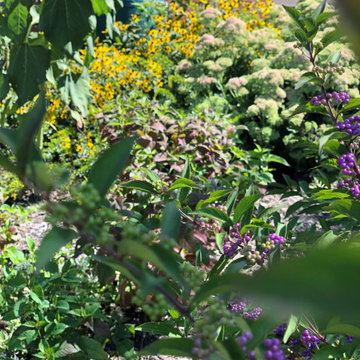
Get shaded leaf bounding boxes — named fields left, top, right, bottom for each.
left=140, top=338, right=195, bottom=357
left=39, top=0, right=93, bottom=54
left=121, top=180, right=157, bottom=194
left=8, top=44, right=50, bottom=105
left=233, top=194, right=261, bottom=225
left=36, top=227, right=78, bottom=270
left=87, top=137, right=135, bottom=198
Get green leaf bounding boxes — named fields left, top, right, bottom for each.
left=140, top=338, right=195, bottom=357
left=295, top=72, right=323, bottom=90
left=283, top=6, right=306, bottom=31
left=76, top=336, right=108, bottom=360
left=343, top=97, right=360, bottom=111
left=177, top=157, right=191, bottom=204
left=283, top=314, right=299, bottom=343
left=135, top=322, right=182, bottom=337
left=313, top=0, right=327, bottom=20
left=312, top=346, right=343, bottom=360
left=90, top=0, right=110, bottom=14
left=4, top=246, right=24, bottom=264
left=233, top=194, right=261, bottom=225
left=0, top=74, right=9, bottom=101
left=294, top=29, right=307, bottom=44
left=312, top=189, right=349, bottom=200
left=161, top=201, right=180, bottom=240
left=8, top=3, right=28, bottom=36
left=121, top=180, right=157, bottom=194
left=39, top=0, right=93, bottom=54
left=315, top=12, right=334, bottom=26
left=59, top=70, right=91, bottom=116
left=268, top=155, right=289, bottom=166
left=16, top=92, right=46, bottom=174
left=168, top=178, right=200, bottom=192
left=26, top=236, right=35, bottom=252
left=192, top=246, right=360, bottom=320
left=318, top=131, right=339, bottom=156
left=8, top=44, right=50, bottom=105
left=321, top=29, right=343, bottom=50
left=142, top=168, right=161, bottom=182
left=87, top=137, right=135, bottom=198
left=36, top=227, right=78, bottom=270
left=323, top=323, right=360, bottom=337
left=152, top=244, right=184, bottom=285
left=0, top=153, right=18, bottom=174
left=191, top=207, right=230, bottom=225
left=324, top=199, right=360, bottom=221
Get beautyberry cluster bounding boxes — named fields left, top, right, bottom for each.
left=310, top=91, right=350, bottom=106
left=237, top=331, right=256, bottom=359
left=337, top=153, right=356, bottom=176
left=229, top=299, right=262, bottom=320
left=336, top=115, right=360, bottom=135
left=198, top=204, right=227, bottom=234
left=274, top=323, right=287, bottom=337
left=223, top=222, right=251, bottom=257
left=180, top=262, right=206, bottom=291
left=314, top=62, right=345, bottom=76
left=132, top=290, right=168, bottom=321
left=243, top=307, right=262, bottom=320
left=249, top=233, right=285, bottom=264
left=301, top=329, right=320, bottom=347
left=193, top=297, right=233, bottom=359
left=264, top=338, right=285, bottom=360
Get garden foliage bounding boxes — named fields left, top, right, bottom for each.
left=1, top=0, right=360, bottom=359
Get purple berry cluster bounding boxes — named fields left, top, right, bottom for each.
left=192, top=337, right=215, bottom=359
left=310, top=91, right=350, bottom=106
left=274, top=323, right=287, bottom=337
left=337, top=176, right=360, bottom=199
left=230, top=300, right=246, bottom=312
left=264, top=338, right=286, bottom=360
left=199, top=204, right=227, bottom=234
left=223, top=222, right=251, bottom=257
left=337, top=153, right=356, bottom=176
left=336, top=115, right=360, bottom=135
left=229, top=299, right=262, bottom=320
left=237, top=331, right=256, bottom=359
left=256, top=233, right=286, bottom=264
left=346, top=335, right=353, bottom=343
left=243, top=307, right=262, bottom=320
left=301, top=329, right=320, bottom=349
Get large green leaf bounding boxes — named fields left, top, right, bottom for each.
left=191, top=207, right=231, bottom=225
left=233, top=194, right=261, bottom=225
left=295, top=72, right=323, bottom=90
left=161, top=202, right=180, bottom=240
left=16, top=93, right=46, bottom=174
left=0, top=128, right=17, bottom=152
left=140, top=338, right=195, bottom=357
left=7, top=3, right=28, bottom=36
left=321, top=29, right=343, bottom=50
left=36, top=227, right=78, bottom=270
left=8, top=44, right=50, bottom=105
left=59, top=70, right=91, bottom=116
left=191, top=246, right=360, bottom=320
left=324, top=198, right=360, bottom=221
left=90, top=0, right=110, bottom=14
left=120, top=180, right=157, bottom=194
left=76, top=336, right=108, bottom=360
left=39, top=0, right=93, bottom=54
left=87, top=137, right=135, bottom=198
